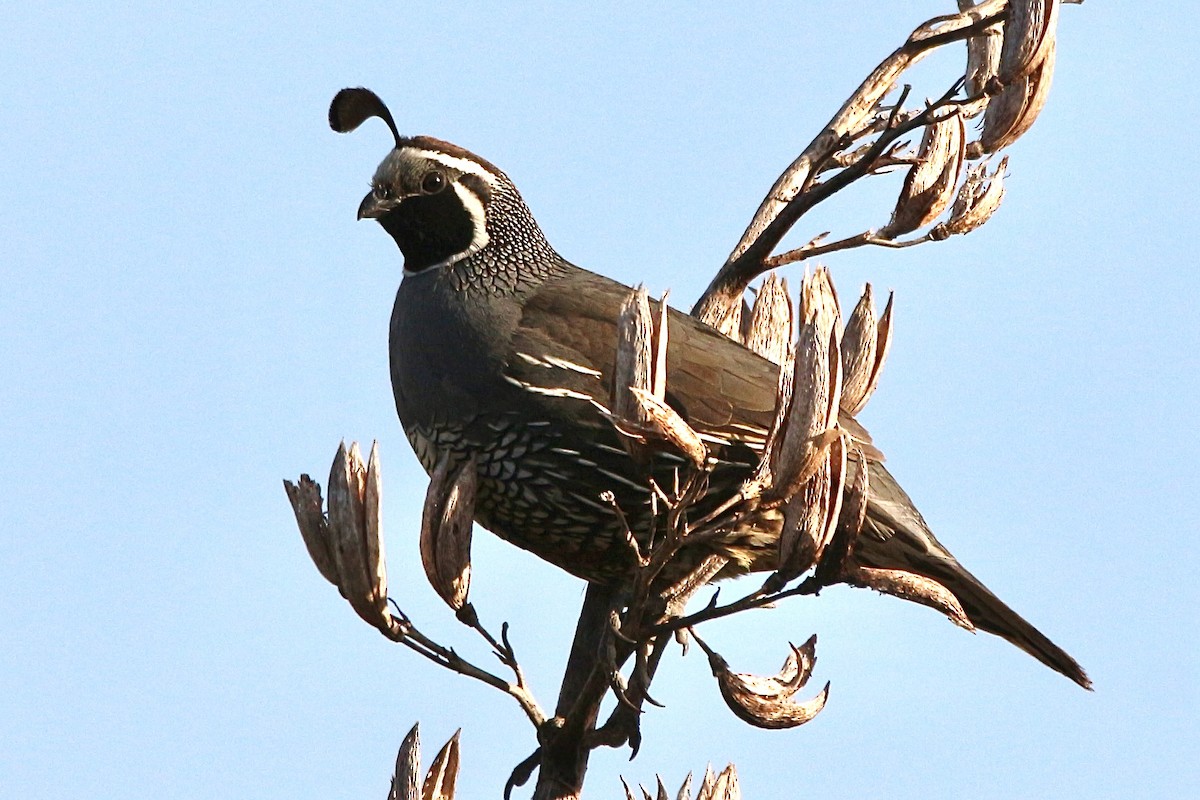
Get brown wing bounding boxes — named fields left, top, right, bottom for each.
left=511, top=267, right=884, bottom=454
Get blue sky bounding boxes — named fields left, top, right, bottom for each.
left=2, top=3, right=1196, bottom=798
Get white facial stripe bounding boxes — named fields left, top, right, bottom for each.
left=452, top=181, right=490, bottom=254
left=411, top=149, right=498, bottom=184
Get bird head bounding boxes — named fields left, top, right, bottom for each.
left=329, top=87, right=533, bottom=277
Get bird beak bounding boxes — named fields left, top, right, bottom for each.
left=357, top=189, right=397, bottom=221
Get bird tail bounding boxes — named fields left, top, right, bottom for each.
left=905, top=552, right=1092, bottom=690
left=853, top=464, right=1092, bottom=690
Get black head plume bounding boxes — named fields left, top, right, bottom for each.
left=329, top=87, right=402, bottom=149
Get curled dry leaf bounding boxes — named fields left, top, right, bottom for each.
left=933, top=156, right=1008, bottom=239
left=879, top=111, right=966, bottom=238
left=998, top=0, right=1059, bottom=84
left=390, top=723, right=422, bottom=800
left=744, top=273, right=793, bottom=365
left=419, top=452, right=477, bottom=612
left=847, top=566, right=975, bottom=630
left=283, top=474, right=338, bottom=586
left=768, top=268, right=842, bottom=502
left=840, top=285, right=894, bottom=415
left=707, top=638, right=829, bottom=730
left=421, top=729, right=461, bottom=800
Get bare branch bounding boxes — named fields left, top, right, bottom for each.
left=692, top=1, right=1008, bottom=333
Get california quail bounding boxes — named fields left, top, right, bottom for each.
left=329, top=88, right=1090, bottom=689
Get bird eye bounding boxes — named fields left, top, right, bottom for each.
left=421, top=170, right=446, bottom=194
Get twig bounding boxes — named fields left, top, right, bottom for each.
left=383, top=604, right=547, bottom=728
left=692, top=0, right=1009, bottom=333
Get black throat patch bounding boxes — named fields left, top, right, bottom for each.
left=379, top=189, right=477, bottom=273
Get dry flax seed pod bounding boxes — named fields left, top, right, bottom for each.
left=879, top=111, right=966, bottom=238
left=283, top=474, right=339, bottom=587
left=707, top=638, right=828, bottom=730
left=419, top=452, right=477, bottom=612
left=847, top=566, right=975, bottom=630
left=676, top=773, right=693, bottom=800
left=652, top=291, right=669, bottom=401
left=743, top=343, right=795, bottom=498
left=328, top=441, right=377, bottom=622
left=998, top=39, right=1056, bottom=151
left=711, top=766, right=741, bottom=800
left=839, top=285, right=878, bottom=414
left=974, top=39, right=1055, bottom=157
left=814, top=449, right=870, bottom=585
left=937, top=156, right=1009, bottom=238
left=841, top=288, right=895, bottom=415
left=767, top=268, right=842, bottom=502
left=364, top=441, right=387, bottom=610
left=629, top=387, right=708, bottom=466
left=744, top=273, right=793, bottom=365
left=421, top=729, right=461, bottom=800
left=390, top=723, right=422, bottom=800
left=777, top=461, right=830, bottom=579
left=962, top=4, right=1002, bottom=99
left=973, top=78, right=1025, bottom=156
left=614, top=285, right=655, bottom=424
left=998, top=0, right=1059, bottom=84
left=777, top=432, right=847, bottom=579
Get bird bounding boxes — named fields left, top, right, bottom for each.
left=328, top=87, right=1091, bottom=690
